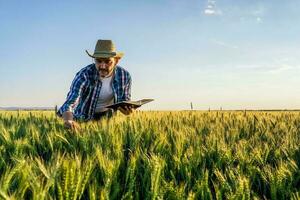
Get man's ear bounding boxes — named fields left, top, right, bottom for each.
left=114, top=57, right=120, bottom=65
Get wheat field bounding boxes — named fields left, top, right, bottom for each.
left=0, top=110, right=300, bottom=200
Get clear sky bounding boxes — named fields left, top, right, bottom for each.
left=1, top=0, right=300, bottom=110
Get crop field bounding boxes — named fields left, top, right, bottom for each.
left=0, top=111, right=300, bottom=200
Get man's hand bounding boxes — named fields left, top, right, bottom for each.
left=64, top=120, right=80, bottom=131
left=118, top=105, right=135, bottom=115
left=62, top=111, right=80, bottom=131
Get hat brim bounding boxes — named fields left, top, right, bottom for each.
left=86, top=50, right=124, bottom=58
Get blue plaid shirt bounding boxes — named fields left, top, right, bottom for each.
left=57, top=64, right=131, bottom=121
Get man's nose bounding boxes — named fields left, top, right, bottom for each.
left=99, top=63, right=107, bottom=68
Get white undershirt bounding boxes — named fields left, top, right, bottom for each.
left=95, top=76, right=114, bottom=113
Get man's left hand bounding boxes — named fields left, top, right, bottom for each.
left=118, top=106, right=135, bottom=115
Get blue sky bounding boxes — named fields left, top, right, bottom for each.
left=1, top=0, right=300, bottom=110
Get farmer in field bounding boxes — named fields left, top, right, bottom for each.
left=57, top=39, right=133, bottom=129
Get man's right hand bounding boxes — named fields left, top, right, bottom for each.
left=62, top=111, right=80, bottom=131
left=64, top=120, right=80, bottom=131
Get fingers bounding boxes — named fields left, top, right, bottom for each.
left=64, top=120, right=80, bottom=131
left=126, top=106, right=135, bottom=114
left=126, top=106, right=133, bottom=114
left=72, top=122, right=80, bottom=132
left=64, top=120, right=73, bottom=129
left=71, top=122, right=80, bottom=131
left=118, top=107, right=126, bottom=114
left=118, top=106, right=134, bottom=115
left=125, top=106, right=133, bottom=114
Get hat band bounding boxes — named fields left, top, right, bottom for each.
left=94, top=51, right=117, bottom=55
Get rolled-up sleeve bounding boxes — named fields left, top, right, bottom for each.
left=57, top=72, right=87, bottom=116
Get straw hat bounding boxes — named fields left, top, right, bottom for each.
left=86, top=39, right=124, bottom=58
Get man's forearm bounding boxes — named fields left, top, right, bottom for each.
left=62, top=111, right=74, bottom=121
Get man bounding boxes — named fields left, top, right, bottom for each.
left=57, top=39, right=133, bottom=129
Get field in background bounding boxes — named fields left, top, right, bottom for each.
left=0, top=111, right=300, bottom=199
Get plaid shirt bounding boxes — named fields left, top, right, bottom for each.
left=57, top=64, right=131, bottom=121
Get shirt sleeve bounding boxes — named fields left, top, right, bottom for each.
left=57, top=72, right=87, bottom=116
left=123, top=73, right=131, bottom=101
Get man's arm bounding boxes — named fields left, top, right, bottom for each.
left=58, top=72, right=87, bottom=123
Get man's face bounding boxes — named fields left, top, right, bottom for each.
left=95, top=57, right=118, bottom=78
